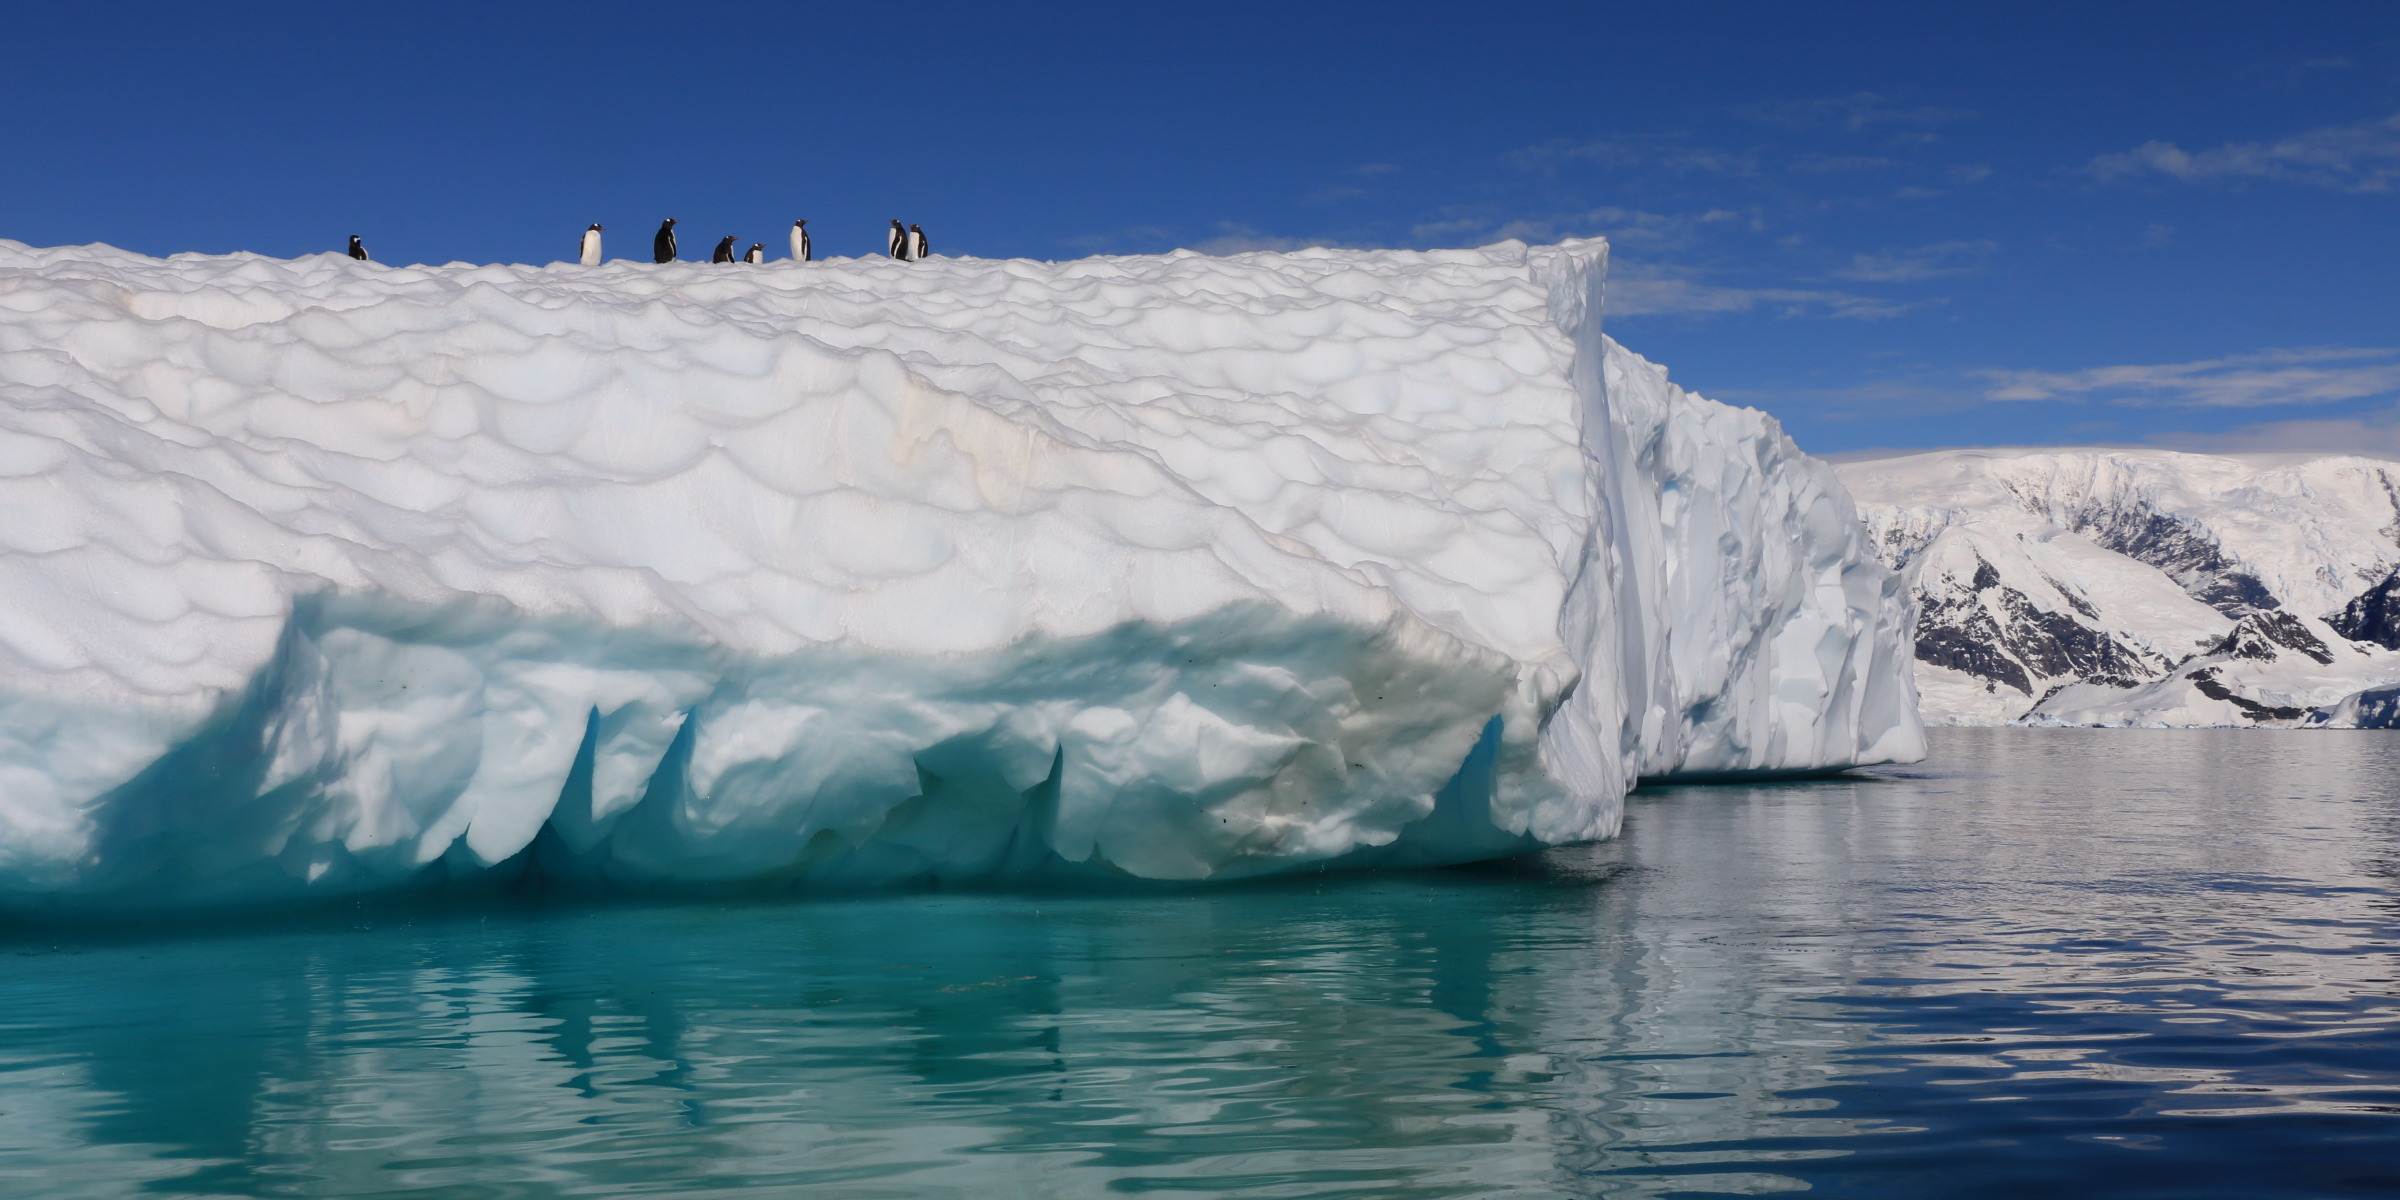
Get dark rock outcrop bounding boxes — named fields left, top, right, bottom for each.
left=2328, top=568, right=2400, bottom=650
left=2206, top=611, right=2335, bottom=665
left=2187, top=667, right=2308, bottom=722
left=1913, top=554, right=2164, bottom=695
left=2057, top=503, right=2279, bottom=618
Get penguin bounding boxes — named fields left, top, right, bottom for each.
left=744, top=243, right=764, bottom=264
left=347, top=235, right=367, bottom=261
left=579, top=223, right=604, bottom=266
left=712, top=236, right=738, bottom=264
left=907, top=224, right=929, bottom=260
left=889, top=219, right=908, bottom=260
left=653, top=218, right=678, bottom=263
left=790, top=219, right=811, bottom=263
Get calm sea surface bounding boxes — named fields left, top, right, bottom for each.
left=1, top=728, right=2395, bottom=1198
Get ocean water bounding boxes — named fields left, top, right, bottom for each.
left=1, top=728, right=2394, bottom=1198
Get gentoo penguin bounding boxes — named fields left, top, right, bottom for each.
left=744, top=243, right=764, bottom=264
left=790, top=219, right=811, bottom=262
left=888, top=219, right=908, bottom=260
left=578, top=223, right=604, bottom=266
left=712, top=236, right=738, bottom=264
left=653, top=218, right=678, bottom=263
left=347, top=235, right=367, bottom=261
left=906, top=224, right=928, bottom=260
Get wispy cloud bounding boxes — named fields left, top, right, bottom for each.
left=1418, top=206, right=1748, bottom=250
left=1055, top=225, right=1179, bottom=254
left=1303, top=162, right=1406, bottom=205
left=1788, top=154, right=1893, bottom=174
left=2145, top=412, right=2400, bottom=460
left=1609, top=274, right=1926, bottom=321
left=1834, top=239, right=1998, bottom=282
left=1730, top=92, right=1975, bottom=132
left=1189, top=223, right=1358, bottom=255
left=2239, top=54, right=2357, bottom=89
left=2086, top=113, right=2400, bottom=192
left=1981, top=347, right=2400, bottom=407
left=1506, top=137, right=1761, bottom=177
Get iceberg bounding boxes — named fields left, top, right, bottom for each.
left=0, top=237, right=1920, bottom=912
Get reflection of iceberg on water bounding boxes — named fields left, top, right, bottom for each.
left=0, top=837, right=1900, bottom=1196
left=0, top=237, right=1920, bottom=911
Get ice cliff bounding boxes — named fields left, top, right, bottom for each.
left=0, top=238, right=1920, bottom=912
left=1838, top=448, right=2400, bottom=727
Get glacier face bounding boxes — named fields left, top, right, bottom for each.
left=1837, top=448, right=2400, bottom=727
left=0, top=238, right=1920, bottom=910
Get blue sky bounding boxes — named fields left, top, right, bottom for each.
left=3, top=1, right=2394, bottom=458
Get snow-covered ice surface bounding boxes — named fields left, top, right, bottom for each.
left=1837, top=448, right=2400, bottom=727
left=0, top=238, right=1919, bottom=912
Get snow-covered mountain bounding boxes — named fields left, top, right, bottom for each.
left=0, top=237, right=1919, bottom=912
left=1835, top=448, right=2400, bottom=726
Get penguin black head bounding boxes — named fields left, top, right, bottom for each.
left=589, top=223, right=604, bottom=232
left=910, top=224, right=922, bottom=232
left=795, top=219, right=807, bottom=227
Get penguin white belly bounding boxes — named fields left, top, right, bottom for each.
left=791, top=231, right=809, bottom=261
left=579, top=232, right=602, bottom=266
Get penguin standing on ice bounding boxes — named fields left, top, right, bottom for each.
left=888, top=219, right=908, bottom=260
left=653, top=218, right=679, bottom=263
left=712, top=236, right=738, bottom=263
left=579, top=224, right=604, bottom=266
left=347, top=235, right=367, bottom=261
left=790, top=219, right=811, bottom=262
left=906, top=224, right=929, bottom=260
left=744, top=243, right=764, bottom=264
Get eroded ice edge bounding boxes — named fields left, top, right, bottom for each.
left=0, top=237, right=1921, bottom=912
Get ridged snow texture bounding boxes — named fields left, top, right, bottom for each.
left=0, top=238, right=1921, bottom=910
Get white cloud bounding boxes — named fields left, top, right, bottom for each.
left=1981, top=347, right=2400, bottom=407
left=1835, top=240, right=1997, bottom=282
left=1788, top=154, right=1893, bottom=174
left=1189, top=223, right=1354, bottom=254
left=1731, top=92, right=1976, bottom=132
left=2145, top=413, right=2400, bottom=460
left=1056, top=226, right=1178, bottom=254
left=1609, top=275, right=1925, bottom=321
left=1431, top=206, right=1746, bottom=250
left=1506, top=138, right=1761, bottom=176
left=2086, top=113, right=2400, bottom=192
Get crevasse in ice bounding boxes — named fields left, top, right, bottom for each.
left=0, top=237, right=1922, bottom=910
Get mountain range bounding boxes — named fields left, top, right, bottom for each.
left=1832, top=449, right=2400, bottom=728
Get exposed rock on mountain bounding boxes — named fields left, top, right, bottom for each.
left=1836, top=449, right=2400, bottom=727
left=2329, top=568, right=2400, bottom=650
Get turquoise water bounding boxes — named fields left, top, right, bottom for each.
left=2, top=728, right=2396, bottom=1198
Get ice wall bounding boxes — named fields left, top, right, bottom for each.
left=0, top=237, right=1920, bottom=911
